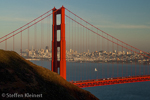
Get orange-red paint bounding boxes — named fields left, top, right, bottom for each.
left=71, top=75, right=150, bottom=88
left=51, top=6, right=66, bottom=80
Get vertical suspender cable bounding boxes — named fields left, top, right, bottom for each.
left=21, top=28, right=22, bottom=56
left=34, top=24, right=36, bottom=64
left=87, top=24, right=88, bottom=80
left=122, top=43, right=123, bottom=77
left=75, top=16, right=77, bottom=81
left=131, top=47, right=132, bottom=76
left=47, top=16, right=49, bottom=69
left=50, top=14, right=51, bottom=70
left=42, top=16, right=44, bottom=67
left=28, top=25, right=29, bottom=58
left=82, top=20, right=84, bottom=80
left=86, top=22, right=87, bottom=80
left=139, top=51, right=141, bottom=75
left=41, top=16, right=43, bottom=66
left=78, top=18, right=80, bottom=80
left=135, top=49, right=136, bottom=76
left=5, top=36, right=7, bottom=50
left=97, top=29, right=98, bottom=79
left=112, top=37, right=114, bottom=78
left=102, top=32, right=104, bottom=78
left=13, top=32, right=14, bottom=51
left=117, top=40, right=118, bottom=77
left=126, top=44, right=127, bottom=76
left=81, top=20, right=82, bottom=80
left=72, top=19, right=74, bottom=80
left=107, top=35, right=108, bottom=78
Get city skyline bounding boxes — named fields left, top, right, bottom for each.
left=21, top=46, right=150, bottom=65
left=22, top=45, right=150, bottom=54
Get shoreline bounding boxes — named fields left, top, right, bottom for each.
left=26, top=58, right=150, bottom=65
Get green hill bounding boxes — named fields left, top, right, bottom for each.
left=0, top=49, right=99, bottom=100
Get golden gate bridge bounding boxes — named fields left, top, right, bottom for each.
left=0, top=6, right=150, bottom=88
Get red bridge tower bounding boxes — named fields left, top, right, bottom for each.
left=51, top=6, right=66, bottom=80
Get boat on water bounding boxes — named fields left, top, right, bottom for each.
left=95, top=68, right=97, bottom=71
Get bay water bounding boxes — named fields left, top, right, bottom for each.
left=30, top=60, right=150, bottom=100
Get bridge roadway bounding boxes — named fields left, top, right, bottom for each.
left=70, top=75, right=150, bottom=88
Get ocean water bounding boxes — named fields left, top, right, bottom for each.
left=30, top=60, right=150, bottom=100
left=84, top=81, right=150, bottom=100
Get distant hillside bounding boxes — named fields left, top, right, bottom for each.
left=0, top=49, right=99, bottom=100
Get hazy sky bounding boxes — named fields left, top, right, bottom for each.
left=0, top=0, right=150, bottom=52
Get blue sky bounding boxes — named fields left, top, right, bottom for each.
left=0, top=0, right=150, bottom=52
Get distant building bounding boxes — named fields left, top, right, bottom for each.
left=113, top=50, right=116, bottom=53
left=127, top=51, right=131, bottom=55
left=46, top=49, right=48, bottom=53
left=75, top=51, right=77, bottom=54
left=70, top=49, right=72, bottom=53
left=41, top=49, right=45, bottom=54
left=88, top=49, right=89, bottom=53
left=45, top=46, right=49, bottom=50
